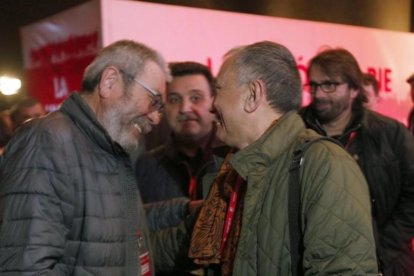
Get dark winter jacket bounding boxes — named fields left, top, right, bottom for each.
left=301, top=106, right=414, bottom=275
left=136, top=134, right=220, bottom=203
left=0, top=93, right=181, bottom=275
left=204, top=112, right=379, bottom=275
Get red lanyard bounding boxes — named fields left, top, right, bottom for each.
left=188, top=176, right=197, bottom=200
left=221, top=176, right=242, bottom=250
left=345, top=131, right=357, bottom=150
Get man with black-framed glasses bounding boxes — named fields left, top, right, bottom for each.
left=300, top=48, right=414, bottom=275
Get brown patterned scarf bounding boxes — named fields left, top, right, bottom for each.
left=188, top=150, right=246, bottom=276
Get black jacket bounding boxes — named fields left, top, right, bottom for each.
left=408, top=107, right=414, bottom=135
left=136, top=134, right=220, bottom=203
left=301, top=106, right=414, bottom=275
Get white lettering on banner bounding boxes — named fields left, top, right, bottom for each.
left=53, top=77, right=69, bottom=99
left=20, top=0, right=414, bottom=125
left=45, top=104, right=60, bottom=112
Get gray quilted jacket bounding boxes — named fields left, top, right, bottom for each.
left=227, top=112, right=379, bottom=275
left=0, top=93, right=185, bottom=275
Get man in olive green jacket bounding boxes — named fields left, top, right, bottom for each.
left=188, top=41, right=379, bottom=275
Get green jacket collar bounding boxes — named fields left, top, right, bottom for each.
left=230, top=111, right=304, bottom=179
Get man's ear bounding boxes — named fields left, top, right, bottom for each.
left=99, top=66, right=119, bottom=98
left=244, top=80, right=265, bottom=113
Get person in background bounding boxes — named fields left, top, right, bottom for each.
left=362, top=73, right=380, bottom=110
left=10, top=96, right=46, bottom=130
left=0, top=110, right=13, bottom=155
left=189, top=41, right=378, bottom=275
left=301, top=48, right=414, bottom=275
left=407, top=73, right=414, bottom=135
left=136, top=61, right=220, bottom=203
left=0, top=40, right=189, bottom=275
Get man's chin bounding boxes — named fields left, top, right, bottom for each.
left=116, top=131, right=142, bottom=155
left=315, top=110, right=336, bottom=124
left=178, top=126, right=201, bottom=136
left=123, top=140, right=143, bottom=155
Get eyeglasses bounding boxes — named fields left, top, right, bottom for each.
left=120, top=69, right=164, bottom=111
left=132, top=78, right=164, bottom=111
left=307, top=81, right=346, bottom=94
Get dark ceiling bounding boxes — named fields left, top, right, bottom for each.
left=0, top=0, right=88, bottom=77
left=0, top=0, right=88, bottom=109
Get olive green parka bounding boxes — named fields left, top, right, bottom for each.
left=223, top=112, right=378, bottom=275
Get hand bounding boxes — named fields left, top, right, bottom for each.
left=188, top=200, right=203, bottom=215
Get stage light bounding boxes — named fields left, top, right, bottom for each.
left=0, top=76, right=21, bottom=95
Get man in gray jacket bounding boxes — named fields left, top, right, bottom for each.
left=0, top=40, right=185, bottom=275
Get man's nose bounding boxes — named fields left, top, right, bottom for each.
left=314, top=86, right=328, bottom=98
left=179, top=98, right=192, bottom=113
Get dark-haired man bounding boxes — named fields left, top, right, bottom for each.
left=362, top=73, right=380, bottom=110
left=136, top=61, right=219, bottom=203
left=10, top=96, right=46, bottom=130
left=301, top=48, right=414, bottom=275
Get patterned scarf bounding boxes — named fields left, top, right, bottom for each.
left=188, top=150, right=246, bottom=276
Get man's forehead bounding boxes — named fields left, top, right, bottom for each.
left=142, top=60, right=166, bottom=78
left=217, top=63, right=237, bottom=85
left=168, top=75, right=210, bottom=93
left=310, top=66, right=342, bottom=80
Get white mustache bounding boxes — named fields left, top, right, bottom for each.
left=133, top=117, right=152, bottom=134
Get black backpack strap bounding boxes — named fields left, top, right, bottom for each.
left=288, top=137, right=341, bottom=276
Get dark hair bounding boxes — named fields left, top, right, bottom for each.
left=362, top=73, right=379, bottom=96
left=10, top=97, right=43, bottom=125
left=308, top=48, right=368, bottom=110
left=168, top=61, right=215, bottom=96
left=231, top=41, right=302, bottom=112
left=0, top=111, right=12, bottom=148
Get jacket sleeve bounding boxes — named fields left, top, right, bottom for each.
left=150, top=215, right=197, bottom=272
left=144, top=197, right=190, bottom=231
left=0, top=125, right=72, bottom=274
left=301, top=142, right=379, bottom=275
left=378, top=125, right=414, bottom=272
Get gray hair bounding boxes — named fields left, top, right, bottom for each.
left=81, top=40, right=170, bottom=93
left=231, top=41, right=302, bottom=112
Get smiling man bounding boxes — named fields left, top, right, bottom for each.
left=188, top=41, right=379, bottom=276
left=0, top=40, right=175, bottom=275
left=136, top=61, right=220, bottom=203
left=301, top=48, right=414, bottom=275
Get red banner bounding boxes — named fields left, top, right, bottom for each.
left=25, top=33, right=98, bottom=111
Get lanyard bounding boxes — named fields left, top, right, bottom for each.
left=188, top=176, right=197, bottom=200
left=221, top=176, right=242, bottom=250
left=344, top=131, right=357, bottom=150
